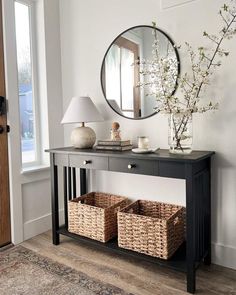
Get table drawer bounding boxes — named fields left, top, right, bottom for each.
left=54, top=154, right=69, bottom=166
left=158, top=161, right=185, bottom=179
left=109, top=157, right=155, bottom=175
left=69, top=155, right=108, bottom=170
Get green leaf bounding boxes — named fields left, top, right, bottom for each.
left=223, top=4, right=228, bottom=11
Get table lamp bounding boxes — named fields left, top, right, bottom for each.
left=61, top=96, right=103, bottom=148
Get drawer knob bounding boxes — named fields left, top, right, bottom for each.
left=83, top=160, right=91, bottom=165
left=128, top=164, right=136, bottom=169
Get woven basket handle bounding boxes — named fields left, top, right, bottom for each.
left=78, top=200, right=84, bottom=204
left=168, top=207, right=184, bottom=225
left=114, top=206, right=121, bottom=214
left=121, top=201, right=138, bottom=214
left=127, top=208, right=134, bottom=214
left=77, top=193, right=91, bottom=204
left=174, top=216, right=180, bottom=226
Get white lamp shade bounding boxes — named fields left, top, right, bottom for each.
left=61, top=96, right=103, bottom=124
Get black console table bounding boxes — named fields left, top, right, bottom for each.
left=47, top=147, right=214, bottom=294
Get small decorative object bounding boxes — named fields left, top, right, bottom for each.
left=137, top=136, right=150, bottom=149
left=110, top=122, right=121, bottom=141
left=61, top=96, right=103, bottom=148
left=132, top=136, right=159, bottom=154
left=118, top=200, right=185, bottom=259
left=131, top=148, right=158, bottom=154
left=136, top=3, right=236, bottom=154
left=68, top=192, right=128, bottom=242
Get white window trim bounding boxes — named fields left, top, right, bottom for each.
left=15, top=0, right=43, bottom=169
left=3, top=0, right=64, bottom=246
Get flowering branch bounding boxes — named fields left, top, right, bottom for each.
left=180, top=1, right=236, bottom=115
left=135, top=1, right=236, bottom=152
left=137, top=1, right=236, bottom=115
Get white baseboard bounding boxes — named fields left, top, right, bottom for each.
left=212, top=242, right=236, bottom=270
left=23, top=209, right=64, bottom=241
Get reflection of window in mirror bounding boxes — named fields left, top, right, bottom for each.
left=103, top=37, right=141, bottom=118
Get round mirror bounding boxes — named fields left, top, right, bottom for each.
left=101, top=25, right=180, bottom=120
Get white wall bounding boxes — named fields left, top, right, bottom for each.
left=59, top=0, right=236, bottom=269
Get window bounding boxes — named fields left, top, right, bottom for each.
left=14, top=0, right=40, bottom=167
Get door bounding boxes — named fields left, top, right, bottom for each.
left=0, top=0, right=11, bottom=247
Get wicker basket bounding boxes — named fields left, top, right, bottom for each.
left=118, top=200, right=185, bottom=259
left=68, top=192, right=128, bottom=242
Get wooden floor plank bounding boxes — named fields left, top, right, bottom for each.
left=21, top=231, right=236, bottom=295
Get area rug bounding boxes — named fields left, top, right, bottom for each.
left=0, top=246, right=133, bottom=295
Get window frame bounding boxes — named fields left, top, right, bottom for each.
left=14, top=0, right=42, bottom=169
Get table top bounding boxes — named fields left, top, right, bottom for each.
left=46, top=147, right=215, bottom=163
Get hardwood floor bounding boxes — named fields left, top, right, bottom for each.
left=21, top=231, right=236, bottom=295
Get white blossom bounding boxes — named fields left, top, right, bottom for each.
left=135, top=1, right=236, bottom=151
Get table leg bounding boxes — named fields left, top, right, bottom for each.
left=72, top=167, right=76, bottom=198
left=186, top=164, right=196, bottom=294
left=80, top=168, right=87, bottom=195
left=187, top=267, right=196, bottom=293
left=50, top=154, right=60, bottom=245
left=68, top=167, right=72, bottom=200
left=204, top=159, right=211, bottom=265
left=63, top=167, right=68, bottom=229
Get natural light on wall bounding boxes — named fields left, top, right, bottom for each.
left=14, top=1, right=39, bottom=166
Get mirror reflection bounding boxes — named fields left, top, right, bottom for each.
left=101, top=26, right=180, bottom=119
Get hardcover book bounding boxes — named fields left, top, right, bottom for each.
left=97, top=140, right=131, bottom=146
left=95, top=145, right=132, bottom=151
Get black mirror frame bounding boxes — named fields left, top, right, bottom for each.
left=100, top=25, right=181, bottom=120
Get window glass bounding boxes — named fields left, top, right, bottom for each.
left=105, top=44, right=121, bottom=108
left=15, top=1, right=36, bottom=164
left=121, top=47, right=134, bottom=110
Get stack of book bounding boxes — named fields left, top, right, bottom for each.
left=95, top=139, right=132, bottom=151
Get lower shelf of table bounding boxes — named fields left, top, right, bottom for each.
left=58, top=226, right=188, bottom=273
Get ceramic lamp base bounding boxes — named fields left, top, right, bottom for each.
left=71, top=126, right=96, bottom=148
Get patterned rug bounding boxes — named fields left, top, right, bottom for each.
left=0, top=246, right=133, bottom=295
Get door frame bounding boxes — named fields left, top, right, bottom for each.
left=0, top=0, right=11, bottom=247
left=2, top=0, right=24, bottom=244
